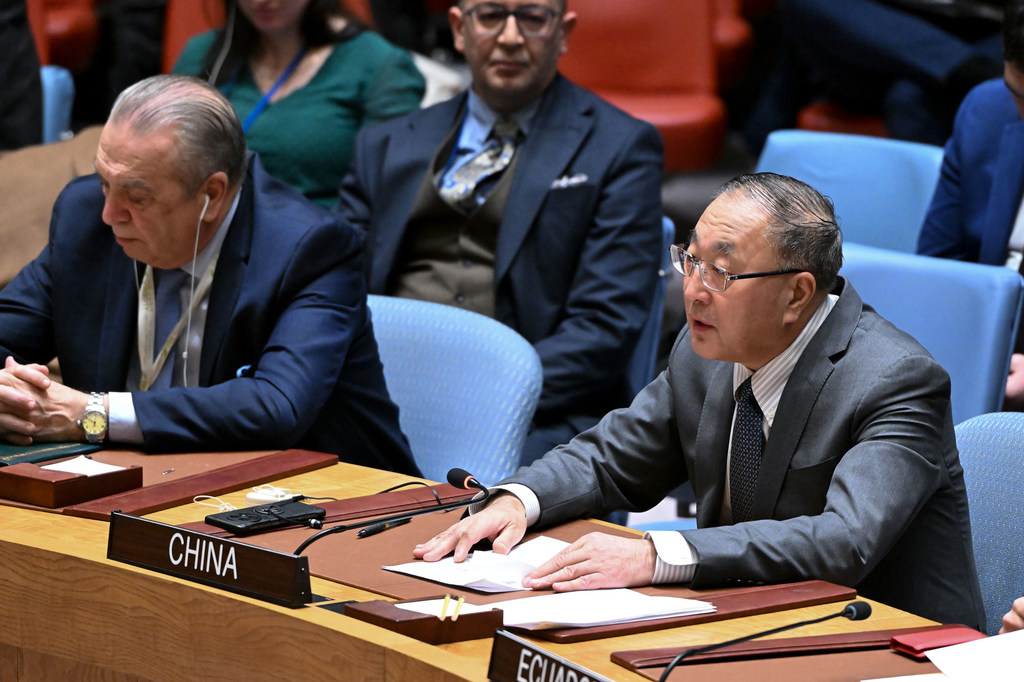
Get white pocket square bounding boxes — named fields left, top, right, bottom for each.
left=550, top=173, right=589, bottom=189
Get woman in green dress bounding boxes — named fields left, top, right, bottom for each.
left=174, top=0, right=425, bottom=208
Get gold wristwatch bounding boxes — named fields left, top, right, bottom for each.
left=79, top=392, right=107, bottom=443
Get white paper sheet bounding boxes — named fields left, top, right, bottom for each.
left=42, top=455, right=124, bottom=477
left=394, top=589, right=715, bottom=630
left=383, top=536, right=570, bottom=592
left=925, top=628, right=1023, bottom=681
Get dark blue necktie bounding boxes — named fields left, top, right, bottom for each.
left=730, top=378, right=763, bottom=523
left=153, top=268, right=187, bottom=389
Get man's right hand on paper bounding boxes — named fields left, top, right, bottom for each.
left=413, top=493, right=528, bottom=563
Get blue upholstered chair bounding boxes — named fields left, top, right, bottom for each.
left=841, top=242, right=1024, bottom=425
left=626, top=216, right=676, bottom=398
left=954, top=412, right=1024, bottom=635
left=40, top=65, right=74, bottom=144
left=756, top=130, right=943, bottom=253
left=366, top=295, right=543, bottom=485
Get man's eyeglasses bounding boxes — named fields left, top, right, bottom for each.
left=463, top=3, right=562, bottom=38
left=670, top=244, right=805, bottom=292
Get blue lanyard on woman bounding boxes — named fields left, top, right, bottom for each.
left=241, top=45, right=308, bottom=133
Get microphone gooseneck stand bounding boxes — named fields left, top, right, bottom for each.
left=292, top=468, right=490, bottom=555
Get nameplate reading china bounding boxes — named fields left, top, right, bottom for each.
left=488, top=629, right=611, bottom=682
left=106, top=511, right=312, bottom=608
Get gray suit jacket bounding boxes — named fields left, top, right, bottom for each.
left=507, top=278, right=985, bottom=628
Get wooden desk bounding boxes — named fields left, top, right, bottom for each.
left=0, top=460, right=936, bottom=681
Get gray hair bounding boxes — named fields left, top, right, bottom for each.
left=108, top=74, right=248, bottom=195
left=715, top=172, right=843, bottom=293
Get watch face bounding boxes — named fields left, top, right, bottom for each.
left=82, top=411, right=106, bottom=435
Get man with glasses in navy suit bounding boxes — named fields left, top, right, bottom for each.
left=337, top=0, right=665, bottom=466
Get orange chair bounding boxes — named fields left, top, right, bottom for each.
left=796, top=100, right=888, bottom=139
left=343, top=0, right=374, bottom=25
left=33, top=0, right=98, bottom=72
left=26, top=0, right=52, bottom=64
left=161, top=0, right=226, bottom=73
left=558, top=0, right=727, bottom=172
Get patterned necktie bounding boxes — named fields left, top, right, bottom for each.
left=152, top=268, right=187, bottom=389
left=439, top=118, right=520, bottom=213
left=730, top=377, right=763, bottom=523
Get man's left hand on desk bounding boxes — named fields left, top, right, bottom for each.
left=522, top=531, right=656, bottom=592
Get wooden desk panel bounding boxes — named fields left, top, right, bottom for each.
left=0, top=459, right=936, bottom=682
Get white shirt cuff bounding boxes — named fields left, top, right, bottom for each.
left=469, top=483, right=540, bottom=526
left=645, top=530, right=698, bottom=584
left=107, top=392, right=144, bottom=444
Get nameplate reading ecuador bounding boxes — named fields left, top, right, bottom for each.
left=488, top=629, right=611, bottom=682
left=106, top=511, right=312, bottom=608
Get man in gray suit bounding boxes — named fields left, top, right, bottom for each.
left=415, top=173, right=984, bottom=629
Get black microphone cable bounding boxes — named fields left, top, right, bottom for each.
left=657, top=600, right=872, bottom=681
left=291, top=468, right=490, bottom=555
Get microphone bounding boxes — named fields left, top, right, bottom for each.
left=657, top=600, right=871, bottom=681
left=291, top=468, right=491, bottom=555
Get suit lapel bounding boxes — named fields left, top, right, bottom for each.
left=980, top=122, right=1024, bottom=264
left=96, top=246, right=139, bottom=388
left=495, top=76, right=593, bottom=282
left=693, top=364, right=734, bottom=528
left=201, top=168, right=256, bottom=384
left=751, top=281, right=860, bottom=518
left=369, top=97, right=467, bottom=292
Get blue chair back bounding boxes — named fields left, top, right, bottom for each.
left=756, top=130, right=943, bottom=253
left=626, top=216, right=675, bottom=397
left=367, top=295, right=543, bottom=485
left=40, top=65, right=74, bottom=144
left=841, top=242, right=1024, bottom=424
left=954, top=412, right=1024, bottom=635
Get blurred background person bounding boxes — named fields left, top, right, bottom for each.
left=0, top=0, right=43, bottom=151
left=174, top=0, right=425, bottom=207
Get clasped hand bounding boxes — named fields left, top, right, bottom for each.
left=0, top=356, right=88, bottom=444
left=413, top=494, right=656, bottom=591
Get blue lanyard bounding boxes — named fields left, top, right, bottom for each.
left=241, top=45, right=308, bottom=133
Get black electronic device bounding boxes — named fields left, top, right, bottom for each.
left=205, top=497, right=326, bottom=535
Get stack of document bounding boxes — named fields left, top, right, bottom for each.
left=396, top=590, right=715, bottom=630
left=385, top=536, right=715, bottom=630
left=384, top=536, right=572, bottom=593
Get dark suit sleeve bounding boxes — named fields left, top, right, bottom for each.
left=131, top=217, right=366, bottom=452
left=0, top=213, right=60, bottom=363
left=917, top=84, right=985, bottom=261
left=531, top=121, right=664, bottom=415
left=334, top=128, right=375, bottom=234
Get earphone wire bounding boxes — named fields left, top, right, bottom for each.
left=208, top=0, right=236, bottom=85
left=182, top=195, right=209, bottom=387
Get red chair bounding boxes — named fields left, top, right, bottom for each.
left=31, top=0, right=99, bottom=72
left=797, top=100, right=888, bottom=139
left=343, top=0, right=374, bottom=25
left=558, top=0, right=727, bottom=172
left=26, top=0, right=52, bottom=64
left=161, top=0, right=225, bottom=73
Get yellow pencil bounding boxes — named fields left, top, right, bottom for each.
left=451, top=596, right=465, bottom=621
left=440, top=594, right=451, bottom=619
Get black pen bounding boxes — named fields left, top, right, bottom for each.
left=356, top=517, right=411, bottom=538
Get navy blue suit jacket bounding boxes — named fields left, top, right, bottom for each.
left=0, top=156, right=418, bottom=475
left=918, top=78, right=1024, bottom=264
left=337, top=75, right=664, bottom=434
